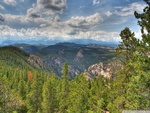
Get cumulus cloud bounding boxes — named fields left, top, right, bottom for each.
left=0, top=5, right=5, bottom=10
left=0, top=13, right=63, bottom=30
left=37, top=0, right=67, bottom=12
left=0, top=14, right=38, bottom=29
left=66, top=13, right=103, bottom=30
left=0, top=9, right=120, bottom=44
left=114, top=2, right=146, bottom=16
left=27, top=8, right=41, bottom=18
left=93, top=0, right=100, bottom=5
left=0, top=23, right=120, bottom=43
left=3, top=0, right=17, bottom=6
left=26, top=0, right=67, bottom=18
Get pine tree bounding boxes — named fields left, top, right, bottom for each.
left=67, top=74, right=89, bottom=113
left=26, top=73, right=42, bottom=113
left=108, top=1, right=150, bottom=112
left=18, top=79, right=26, bottom=100
left=42, top=74, right=57, bottom=113
left=59, top=63, right=70, bottom=113
left=116, top=27, right=139, bottom=62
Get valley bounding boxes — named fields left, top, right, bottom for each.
left=14, top=42, right=116, bottom=78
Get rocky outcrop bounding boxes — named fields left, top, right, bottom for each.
left=28, top=54, right=45, bottom=69
left=84, top=60, right=122, bottom=79
left=76, top=49, right=84, bottom=58
left=74, top=49, right=84, bottom=62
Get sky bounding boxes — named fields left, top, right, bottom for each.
left=0, top=0, right=146, bottom=45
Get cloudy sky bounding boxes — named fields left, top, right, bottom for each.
left=0, top=0, right=146, bottom=45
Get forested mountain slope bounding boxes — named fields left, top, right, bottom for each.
left=0, top=46, right=45, bottom=70
left=15, top=42, right=115, bottom=78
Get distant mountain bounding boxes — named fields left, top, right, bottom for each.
left=14, top=43, right=47, bottom=54
left=13, top=42, right=115, bottom=77
left=65, top=39, right=118, bottom=47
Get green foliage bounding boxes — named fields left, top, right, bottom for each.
left=0, top=1, right=150, bottom=112
left=26, top=73, right=42, bottom=113
left=108, top=1, right=150, bottom=112
left=59, top=63, right=70, bottom=113
left=0, top=46, right=34, bottom=70
left=42, top=74, right=58, bottom=113
left=116, top=27, right=139, bottom=62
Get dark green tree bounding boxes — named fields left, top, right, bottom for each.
left=59, top=62, right=70, bottom=113
left=42, top=74, right=57, bottom=113
left=18, top=79, right=26, bottom=100
left=68, top=74, right=89, bottom=113
left=116, top=27, right=139, bottom=62
left=26, top=73, right=42, bottom=113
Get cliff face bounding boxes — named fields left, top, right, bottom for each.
left=84, top=60, right=122, bottom=79
left=28, top=54, right=45, bottom=69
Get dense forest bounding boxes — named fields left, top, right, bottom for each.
left=0, top=0, right=150, bottom=113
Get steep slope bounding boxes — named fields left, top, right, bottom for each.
left=0, top=46, right=45, bottom=70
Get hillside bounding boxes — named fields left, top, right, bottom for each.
left=0, top=46, right=45, bottom=70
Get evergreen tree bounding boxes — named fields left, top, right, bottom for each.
left=116, top=27, right=139, bottom=62
left=108, top=1, right=150, bottom=112
left=42, top=74, right=57, bottom=113
left=26, top=73, right=42, bottom=113
left=18, top=79, right=26, bottom=100
left=68, top=74, right=89, bottom=113
left=59, top=62, right=70, bottom=113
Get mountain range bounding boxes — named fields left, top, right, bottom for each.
left=0, top=42, right=117, bottom=78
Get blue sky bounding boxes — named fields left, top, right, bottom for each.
left=0, top=0, right=146, bottom=45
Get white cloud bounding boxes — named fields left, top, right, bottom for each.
left=66, top=13, right=103, bottom=30
left=27, top=8, right=41, bottom=18
left=1, top=14, right=32, bottom=26
left=0, top=13, right=120, bottom=43
left=0, top=13, right=63, bottom=29
left=93, top=0, right=100, bottom=5
left=0, top=24, right=120, bottom=43
left=0, top=5, right=5, bottom=10
left=114, top=2, right=146, bottom=16
left=3, top=0, right=17, bottom=6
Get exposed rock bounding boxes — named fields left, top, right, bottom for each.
left=76, top=49, right=84, bottom=58
left=28, top=54, right=45, bottom=69
left=74, top=49, right=84, bottom=62
left=84, top=60, right=122, bottom=79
